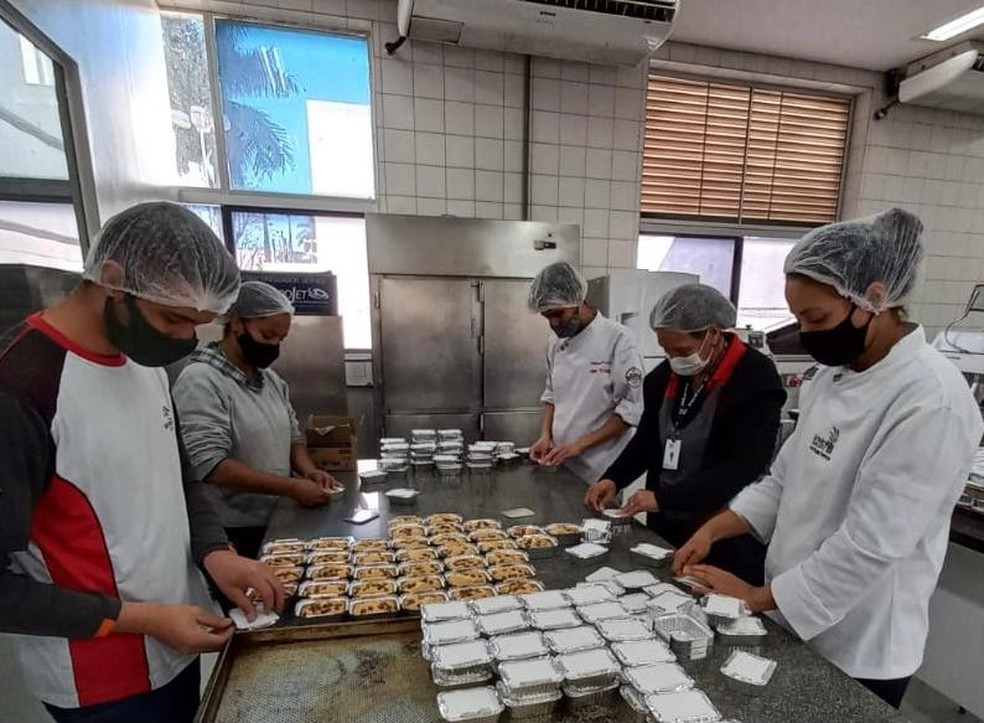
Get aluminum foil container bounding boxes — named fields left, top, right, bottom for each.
left=470, top=595, right=522, bottom=616
left=432, top=665, right=494, bottom=689
left=488, top=631, right=549, bottom=662
left=623, top=663, right=694, bottom=695
left=564, top=542, right=609, bottom=563
left=555, top=648, right=621, bottom=689
left=498, top=656, right=564, bottom=697
left=495, top=681, right=561, bottom=719
left=563, top=680, right=619, bottom=710
left=620, top=593, right=652, bottom=615
left=529, top=607, right=582, bottom=631
left=716, top=616, right=768, bottom=646
left=595, top=617, right=654, bottom=643
left=576, top=601, right=629, bottom=625
left=436, top=686, right=503, bottom=723
left=620, top=684, right=649, bottom=723
left=643, top=690, right=722, bottom=723
left=702, top=594, right=748, bottom=627
left=720, top=650, right=777, bottom=688
left=653, top=613, right=715, bottom=661
left=615, top=570, right=660, bottom=591
left=432, top=639, right=495, bottom=676
left=629, top=542, right=674, bottom=568
left=421, top=600, right=473, bottom=623
left=476, top=610, right=530, bottom=637
left=611, top=639, right=676, bottom=667
left=580, top=518, right=612, bottom=544
left=646, top=590, right=696, bottom=618
left=542, top=626, right=605, bottom=655
left=565, top=584, right=616, bottom=607
left=520, top=590, right=570, bottom=612
left=424, top=618, right=482, bottom=646
left=577, top=579, right=625, bottom=597
left=359, top=469, right=388, bottom=485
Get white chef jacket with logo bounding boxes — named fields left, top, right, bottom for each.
left=731, top=326, right=982, bottom=679
left=541, top=313, right=645, bottom=483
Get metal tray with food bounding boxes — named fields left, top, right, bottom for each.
left=427, top=523, right=465, bottom=537
left=348, top=579, right=399, bottom=598
left=462, top=518, right=501, bottom=532
left=395, top=547, right=439, bottom=563
left=448, top=585, right=497, bottom=602
left=391, top=538, right=432, bottom=551
left=351, top=539, right=390, bottom=553
left=487, top=564, right=536, bottom=583
left=431, top=639, right=495, bottom=678
left=389, top=524, right=428, bottom=541
left=294, top=597, right=348, bottom=622
left=352, top=564, right=399, bottom=581
left=352, top=550, right=396, bottom=567
left=483, top=549, right=529, bottom=567
left=348, top=595, right=401, bottom=620
left=397, top=575, right=447, bottom=595
left=446, top=569, right=492, bottom=588
left=543, top=523, right=582, bottom=546
left=506, top=525, right=546, bottom=539
left=476, top=539, right=518, bottom=554
left=438, top=544, right=481, bottom=560
left=495, top=579, right=544, bottom=596
left=542, top=625, right=605, bottom=655
left=444, top=555, right=487, bottom=572
left=259, top=552, right=307, bottom=568
left=261, top=538, right=307, bottom=556
left=514, top=534, right=558, bottom=558
left=430, top=532, right=470, bottom=547
left=305, top=564, right=352, bottom=581
left=390, top=515, right=424, bottom=527
left=436, top=686, right=503, bottom=723
left=297, top=580, right=349, bottom=598
left=271, top=566, right=305, bottom=586
left=305, top=550, right=352, bottom=566
left=426, top=513, right=465, bottom=526
left=498, top=656, right=564, bottom=698
left=554, top=648, right=621, bottom=690
left=398, top=559, right=446, bottom=577
left=494, top=681, right=562, bottom=719
left=400, top=591, right=449, bottom=613
left=467, top=528, right=509, bottom=542
left=563, top=680, right=619, bottom=710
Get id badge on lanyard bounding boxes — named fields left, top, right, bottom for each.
left=663, top=435, right=681, bottom=471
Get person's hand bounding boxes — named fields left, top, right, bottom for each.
left=683, top=564, right=776, bottom=614
left=584, top=479, right=618, bottom=513
left=117, top=602, right=234, bottom=654
left=542, top=442, right=582, bottom=467
left=530, top=436, right=554, bottom=463
left=291, top=478, right=333, bottom=507
left=306, top=469, right=343, bottom=492
left=204, top=549, right=285, bottom=620
left=672, top=529, right=714, bottom=575
left=620, top=489, right=659, bottom=517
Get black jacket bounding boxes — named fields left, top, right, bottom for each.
left=605, top=344, right=786, bottom=523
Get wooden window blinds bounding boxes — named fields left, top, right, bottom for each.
left=641, top=75, right=851, bottom=225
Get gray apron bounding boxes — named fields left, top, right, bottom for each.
left=657, top=381, right=724, bottom=524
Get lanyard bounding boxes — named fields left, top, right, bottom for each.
left=677, top=380, right=706, bottom=421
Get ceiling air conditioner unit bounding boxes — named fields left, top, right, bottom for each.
left=899, top=41, right=984, bottom=115
left=396, top=0, right=677, bottom=67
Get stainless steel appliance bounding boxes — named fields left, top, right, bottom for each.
left=586, top=269, right=698, bottom=373
left=366, top=214, right=579, bottom=445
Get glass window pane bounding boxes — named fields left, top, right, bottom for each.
left=183, top=203, right=224, bottom=243
left=161, top=13, right=219, bottom=188
left=736, top=236, right=798, bottom=331
left=637, top=234, right=735, bottom=298
left=0, top=21, right=68, bottom=180
left=0, top=200, right=81, bottom=271
left=231, top=211, right=371, bottom=348
left=215, top=21, right=374, bottom=198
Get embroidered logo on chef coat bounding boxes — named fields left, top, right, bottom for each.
left=162, top=404, right=174, bottom=432
left=625, top=366, right=643, bottom=388
left=589, top=361, right=612, bottom=374
left=809, top=426, right=840, bottom=461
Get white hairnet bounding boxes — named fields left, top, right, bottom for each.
left=784, top=207, right=924, bottom=312
left=650, top=283, right=737, bottom=333
left=225, top=281, right=294, bottom=320
left=82, top=202, right=240, bottom=313
left=528, top=261, right=587, bottom=312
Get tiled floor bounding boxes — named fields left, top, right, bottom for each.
left=0, top=640, right=978, bottom=722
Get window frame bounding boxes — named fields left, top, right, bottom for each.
left=161, top=8, right=379, bottom=211
left=0, top=0, right=96, bottom=251
left=640, top=70, right=854, bottom=229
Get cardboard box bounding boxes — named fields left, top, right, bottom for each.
left=306, top=414, right=356, bottom=448
left=308, top=446, right=357, bottom=472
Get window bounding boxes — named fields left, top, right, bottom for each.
left=231, top=211, right=371, bottom=348
left=641, top=75, right=850, bottom=226
left=637, top=233, right=796, bottom=331
left=160, top=12, right=375, bottom=200
left=183, top=203, right=224, bottom=241
left=0, top=200, right=80, bottom=271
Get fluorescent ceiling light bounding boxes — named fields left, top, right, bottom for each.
left=921, top=5, right=984, bottom=42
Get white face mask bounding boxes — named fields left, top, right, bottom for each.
left=668, top=333, right=711, bottom=377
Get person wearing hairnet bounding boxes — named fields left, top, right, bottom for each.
left=672, top=208, right=983, bottom=708
left=173, top=281, right=343, bottom=560
left=584, top=284, right=785, bottom=584
left=0, top=202, right=285, bottom=723
left=528, top=261, right=645, bottom=483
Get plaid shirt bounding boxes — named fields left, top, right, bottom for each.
left=187, top=342, right=266, bottom=391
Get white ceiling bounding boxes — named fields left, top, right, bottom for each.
left=670, top=0, right=984, bottom=71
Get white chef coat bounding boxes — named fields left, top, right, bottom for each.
left=731, top=325, right=983, bottom=680
left=541, top=312, right=645, bottom=483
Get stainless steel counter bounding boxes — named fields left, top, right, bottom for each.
left=219, top=463, right=904, bottom=723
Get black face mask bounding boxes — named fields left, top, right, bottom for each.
left=237, top=328, right=280, bottom=369
left=104, top=295, right=197, bottom=367
left=799, top=305, right=872, bottom=367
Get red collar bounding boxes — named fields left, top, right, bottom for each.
left=666, top=334, right=747, bottom=399
left=27, top=313, right=126, bottom=367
